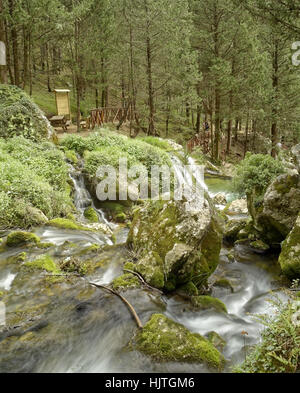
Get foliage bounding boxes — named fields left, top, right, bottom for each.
left=0, top=137, right=73, bottom=229
left=0, top=85, right=50, bottom=141
left=61, top=130, right=172, bottom=176
left=232, top=153, right=284, bottom=197
left=235, top=297, right=300, bottom=373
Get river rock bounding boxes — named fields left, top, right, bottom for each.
left=213, top=193, right=227, bottom=205
left=226, top=199, right=248, bottom=215
left=279, top=213, right=300, bottom=279
left=224, top=219, right=247, bottom=243
left=127, top=195, right=224, bottom=291
left=255, top=171, right=300, bottom=244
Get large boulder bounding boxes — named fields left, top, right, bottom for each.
left=255, top=171, right=300, bottom=244
left=134, top=314, right=224, bottom=370
left=279, top=214, right=300, bottom=279
left=127, top=195, right=224, bottom=291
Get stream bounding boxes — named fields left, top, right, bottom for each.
left=0, top=162, right=287, bottom=373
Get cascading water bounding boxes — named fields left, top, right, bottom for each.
left=0, top=152, right=288, bottom=373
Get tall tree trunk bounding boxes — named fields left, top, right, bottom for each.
left=145, top=0, right=155, bottom=135
left=0, top=0, right=7, bottom=83
left=22, top=27, right=29, bottom=89
left=9, top=0, right=20, bottom=86
left=271, top=39, right=279, bottom=158
left=4, top=19, right=13, bottom=83
left=244, top=112, right=249, bottom=157
left=213, top=4, right=220, bottom=160
left=75, top=19, right=81, bottom=132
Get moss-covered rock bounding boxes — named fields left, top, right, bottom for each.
left=6, top=231, right=40, bottom=248
left=84, top=207, right=99, bottom=223
left=134, top=314, right=225, bottom=369
left=251, top=171, right=300, bottom=245
left=214, top=278, right=234, bottom=292
left=177, top=281, right=199, bottom=296
left=47, top=218, right=92, bottom=231
left=279, top=214, right=300, bottom=279
left=224, top=219, right=247, bottom=243
left=128, top=196, right=223, bottom=292
left=250, top=240, right=270, bottom=253
left=112, top=273, right=141, bottom=291
left=25, top=255, right=61, bottom=274
left=191, top=296, right=227, bottom=313
left=207, top=331, right=226, bottom=351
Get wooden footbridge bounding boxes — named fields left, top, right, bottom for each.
left=87, top=107, right=135, bottom=129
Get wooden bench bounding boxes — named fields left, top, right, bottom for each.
left=49, top=115, right=70, bottom=131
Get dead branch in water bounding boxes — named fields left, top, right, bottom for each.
left=89, top=282, right=143, bottom=329
left=43, top=273, right=143, bottom=329
left=124, top=269, right=163, bottom=295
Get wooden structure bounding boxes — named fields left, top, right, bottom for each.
left=49, top=115, right=69, bottom=131
left=54, top=89, right=72, bottom=122
left=88, top=107, right=133, bottom=129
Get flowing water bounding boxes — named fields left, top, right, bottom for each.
left=0, top=158, right=288, bottom=373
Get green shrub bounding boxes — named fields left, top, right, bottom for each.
left=234, top=297, right=300, bottom=373
left=139, top=136, right=173, bottom=151
left=0, top=84, right=50, bottom=141
left=0, top=137, right=73, bottom=229
left=232, top=153, right=284, bottom=198
left=61, top=130, right=172, bottom=175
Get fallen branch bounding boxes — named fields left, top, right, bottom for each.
left=124, top=269, right=163, bottom=295
left=43, top=272, right=143, bottom=329
left=89, top=282, right=143, bottom=329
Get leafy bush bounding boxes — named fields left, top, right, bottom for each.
left=235, top=297, right=300, bottom=373
left=232, top=153, right=284, bottom=197
left=139, top=136, right=173, bottom=151
left=0, top=137, right=73, bottom=229
left=0, top=84, right=50, bottom=141
left=61, top=130, right=172, bottom=176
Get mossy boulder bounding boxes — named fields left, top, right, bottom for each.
left=112, top=273, right=141, bottom=291
left=279, top=214, right=300, bottom=279
left=0, top=84, right=53, bottom=141
left=135, top=314, right=224, bottom=369
left=25, top=255, right=61, bottom=274
left=47, top=218, right=92, bottom=232
left=224, top=219, right=247, bottom=243
left=207, top=331, right=226, bottom=351
left=84, top=207, right=99, bottom=223
left=250, top=240, right=270, bottom=253
left=250, top=171, right=300, bottom=245
left=128, top=196, right=223, bottom=292
left=6, top=231, right=40, bottom=248
left=191, top=296, right=227, bottom=313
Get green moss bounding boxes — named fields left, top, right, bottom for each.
left=47, top=218, right=92, bottom=231
left=178, top=282, right=199, bottom=296
left=6, top=231, right=40, bottom=248
left=37, top=242, right=55, bottom=249
left=101, top=202, right=129, bottom=223
left=214, top=278, right=234, bottom=292
left=135, top=314, right=225, bottom=369
left=279, top=216, right=300, bottom=279
left=65, top=150, right=78, bottom=165
left=7, top=252, right=27, bottom=264
left=112, top=273, right=141, bottom=291
left=191, top=296, right=227, bottom=313
left=124, top=262, right=136, bottom=271
left=207, top=331, right=226, bottom=351
left=250, top=240, right=270, bottom=252
left=25, top=255, right=61, bottom=274
left=84, top=207, right=99, bottom=223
